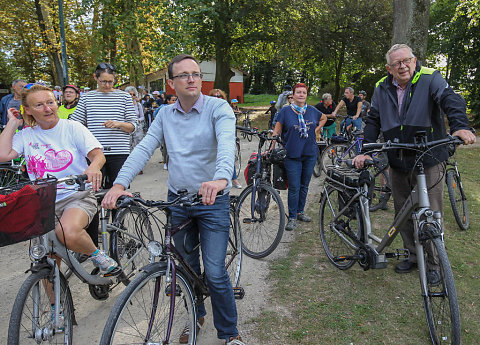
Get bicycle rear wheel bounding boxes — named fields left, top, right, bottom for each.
left=446, top=170, right=469, bottom=230
left=110, top=206, right=155, bottom=285
left=313, top=153, right=322, bottom=177
left=100, top=265, right=196, bottom=345
left=8, top=268, right=74, bottom=344
left=227, top=207, right=242, bottom=287
left=237, top=182, right=285, bottom=259
left=420, top=233, right=461, bottom=345
left=319, top=187, right=362, bottom=270
left=320, top=143, right=354, bottom=175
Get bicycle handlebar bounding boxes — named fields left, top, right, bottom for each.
left=116, top=190, right=224, bottom=209
left=56, top=174, right=89, bottom=185
left=362, top=135, right=464, bottom=153
left=235, top=125, right=281, bottom=142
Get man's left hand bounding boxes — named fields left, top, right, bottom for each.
left=452, top=129, right=476, bottom=145
left=199, top=179, right=228, bottom=205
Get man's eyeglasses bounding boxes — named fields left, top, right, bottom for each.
left=98, top=80, right=115, bottom=85
left=96, top=63, right=116, bottom=72
left=213, top=94, right=222, bottom=98
left=389, top=57, right=414, bottom=69
left=171, top=73, right=203, bottom=81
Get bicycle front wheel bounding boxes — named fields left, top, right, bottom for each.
left=235, top=141, right=242, bottom=175
left=446, top=170, right=469, bottom=230
left=246, top=120, right=253, bottom=142
left=8, top=268, right=74, bottom=345
left=313, top=153, right=323, bottom=177
left=421, top=234, right=461, bottom=345
left=319, top=187, right=362, bottom=270
left=100, top=265, right=196, bottom=345
left=110, top=205, right=155, bottom=285
left=237, top=182, right=285, bottom=259
left=320, top=143, right=354, bottom=175
left=368, top=168, right=391, bottom=212
left=0, top=167, right=28, bottom=187
left=227, top=207, right=242, bottom=287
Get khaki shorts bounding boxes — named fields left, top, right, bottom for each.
left=55, top=191, right=98, bottom=225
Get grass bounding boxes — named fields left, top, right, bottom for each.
left=249, top=147, right=480, bottom=345
left=240, top=93, right=322, bottom=108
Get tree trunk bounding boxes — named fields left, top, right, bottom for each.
left=34, top=0, right=64, bottom=86
left=334, top=41, right=346, bottom=102
left=213, top=30, right=234, bottom=99
left=392, top=0, right=430, bottom=64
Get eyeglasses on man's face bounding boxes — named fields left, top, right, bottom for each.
left=213, top=94, right=222, bottom=98
left=98, top=80, right=115, bottom=85
left=96, top=63, right=116, bottom=72
left=171, top=73, right=203, bottom=81
left=389, top=57, right=414, bottom=69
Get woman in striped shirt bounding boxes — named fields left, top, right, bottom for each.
left=70, top=63, right=137, bottom=188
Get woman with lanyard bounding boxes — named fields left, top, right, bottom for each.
left=272, top=83, right=326, bottom=231
left=70, top=63, right=137, bottom=188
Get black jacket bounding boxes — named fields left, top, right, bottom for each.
left=364, top=63, right=470, bottom=171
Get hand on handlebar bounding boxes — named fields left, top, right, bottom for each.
left=101, top=184, right=133, bottom=209
left=199, top=179, right=227, bottom=205
left=452, top=129, right=476, bottom=145
left=352, top=154, right=373, bottom=169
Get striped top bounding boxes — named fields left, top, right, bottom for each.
left=70, top=90, right=137, bottom=155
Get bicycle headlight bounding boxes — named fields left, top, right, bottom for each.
left=30, top=243, right=47, bottom=260
left=147, top=241, right=163, bottom=257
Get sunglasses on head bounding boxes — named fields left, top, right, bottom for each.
left=96, top=63, right=116, bottom=72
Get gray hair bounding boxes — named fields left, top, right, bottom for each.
left=322, top=93, right=332, bottom=102
left=386, top=44, right=415, bottom=64
left=12, top=79, right=26, bottom=86
left=124, top=86, right=138, bottom=97
left=345, top=87, right=354, bottom=94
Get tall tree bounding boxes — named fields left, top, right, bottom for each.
left=392, top=0, right=430, bottom=62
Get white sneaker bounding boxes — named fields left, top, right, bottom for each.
left=163, top=163, right=168, bottom=170
left=90, top=250, right=119, bottom=275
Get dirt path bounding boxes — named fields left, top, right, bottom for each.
left=0, top=135, right=294, bottom=344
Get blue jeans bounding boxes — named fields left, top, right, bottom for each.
left=284, top=155, right=317, bottom=219
left=168, top=191, right=238, bottom=340
left=341, top=117, right=362, bottom=131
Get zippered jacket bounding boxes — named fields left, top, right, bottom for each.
left=363, top=63, right=470, bottom=171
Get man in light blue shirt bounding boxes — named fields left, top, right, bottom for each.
left=102, top=54, right=244, bottom=344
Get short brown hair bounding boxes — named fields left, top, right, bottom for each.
left=168, top=54, right=200, bottom=79
left=208, top=88, right=227, bottom=100
left=21, top=84, right=55, bottom=127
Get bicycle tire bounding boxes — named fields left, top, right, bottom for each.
left=236, top=182, right=285, bottom=259
left=241, top=120, right=248, bottom=139
left=421, top=234, right=461, bottom=345
left=100, top=264, right=196, bottom=345
left=320, top=143, right=354, bottom=175
left=313, top=153, right=322, bottom=177
left=319, top=187, right=362, bottom=270
left=368, top=168, right=391, bottom=212
left=227, top=207, right=242, bottom=287
left=8, top=268, right=74, bottom=345
left=235, top=141, right=242, bottom=175
left=446, top=170, right=469, bottom=230
left=110, top=205, right=155, bottom=285
left=246, top=120, right=253, bottom=142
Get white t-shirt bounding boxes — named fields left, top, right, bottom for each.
left=12, top=119, right=103, bottom=201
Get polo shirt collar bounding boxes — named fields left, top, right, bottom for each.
left=173, top=93, right=204, bottom=114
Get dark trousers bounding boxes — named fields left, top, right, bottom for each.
left=390, top=163, right=445, bottom=269
left=102, top=154, right=129, bottom=189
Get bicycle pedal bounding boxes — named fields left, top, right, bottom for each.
left=385, top=249, right=409, bottom=260
left=104, top=267, right=122, bottom=277
left=242, top=218, right=257, bottom=224
left=233, top=287, right=245, bottom=300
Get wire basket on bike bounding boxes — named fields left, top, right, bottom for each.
left=0, top=177, right=57, bottom=247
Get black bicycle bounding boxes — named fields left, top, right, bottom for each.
left=241, top=110, right=253, bottom=142
left=99, top=191, right=243, bottom=345
left=445, top=146, right=469, bottom=230
left=236, top=126, right=286, bottom=259
left=319, top=132, right=463, bottom=345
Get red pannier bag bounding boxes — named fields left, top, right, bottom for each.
left=0, top=178, right=57, bottom=247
